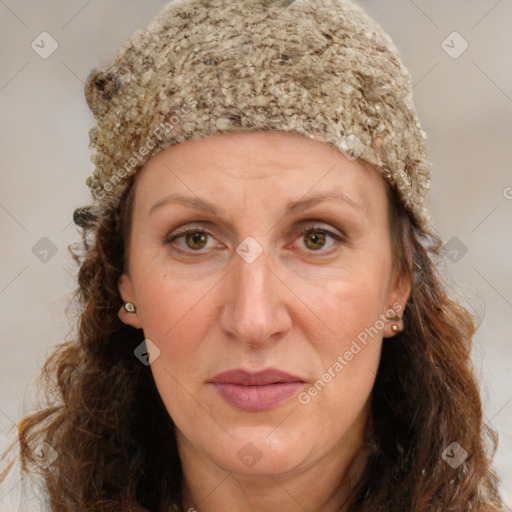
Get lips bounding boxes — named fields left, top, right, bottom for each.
left=208, top=368, right=306, bottom=412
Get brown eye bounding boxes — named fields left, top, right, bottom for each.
left=166, top=227, right=215, bottom=253
left=304, top=230, right=327, bottom=250
left=183, top=231, right=209, bottom=250
left=295, top=225, right=345, bottom=253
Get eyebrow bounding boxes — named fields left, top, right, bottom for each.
left=148, top=189, right=365, bottom=217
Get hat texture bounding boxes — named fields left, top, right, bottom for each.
left=83, top=0, right=432, bottom=234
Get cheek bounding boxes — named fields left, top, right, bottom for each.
left=313, top=285, right=385, bottom=366
left=135, top=273, right=214, bottom=423
left=292, top=260, right=389, bottom=408
left=295, top=257, right=391, bottom=348
left=135, top=264, right=206, bottom=340
left=293, top=283, right=385, bottom=442
left=133, top=265, right=222, bottom=386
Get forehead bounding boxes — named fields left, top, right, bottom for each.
left=132, top=131, right=388, bottom=221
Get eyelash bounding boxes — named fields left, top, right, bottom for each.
left=165, top=222, right=346, bottom=256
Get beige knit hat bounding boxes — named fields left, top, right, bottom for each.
left=80, top=0, right=432, bottom=234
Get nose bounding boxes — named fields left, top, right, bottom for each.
left=218, top=243, right=292, bottom=348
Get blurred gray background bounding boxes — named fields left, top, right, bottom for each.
left=1, top=0, right=511, bottom=509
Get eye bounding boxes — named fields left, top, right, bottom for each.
left=164, top=222, right=346, bottom=256
left=165, top=225, right=217, bottom=253
left=293, top=224, right=345, bottom=253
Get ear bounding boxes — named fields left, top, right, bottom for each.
left=382, top=258, right=412, bottom=339
left=117, top=273, right=143, bottom=329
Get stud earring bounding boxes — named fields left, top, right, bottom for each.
left=386, top=311, right=403, bottom=334
left=123, top=302, right=137, bottom=313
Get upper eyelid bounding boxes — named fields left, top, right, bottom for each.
left=167, top=220, right=345, bottom=238
left=166, top=221, right=346, bottom=247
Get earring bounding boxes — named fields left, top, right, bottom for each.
left=123, top=302, right=137, bottom=313
left=386, top=311, right=403, bottom=334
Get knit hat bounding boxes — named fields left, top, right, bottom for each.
left=80, top=0, right=432, bottom=235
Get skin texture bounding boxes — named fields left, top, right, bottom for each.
left=117, top=131, right=411, bottom=512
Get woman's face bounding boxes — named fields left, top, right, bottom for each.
left=118, top=131, right=410, bottom=479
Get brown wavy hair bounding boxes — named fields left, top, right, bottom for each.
left=0, top=168, right=504, bottom=511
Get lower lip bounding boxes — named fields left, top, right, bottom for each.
left=211, top=382, right=305, bottom=412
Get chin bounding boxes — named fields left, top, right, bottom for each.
left=205, top=423, right=316, bottom=476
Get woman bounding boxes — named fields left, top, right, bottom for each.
left=0, top=0, right=504, bottom=510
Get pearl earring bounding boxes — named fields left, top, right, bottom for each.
left=123, top=302, right=137, bottom=313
